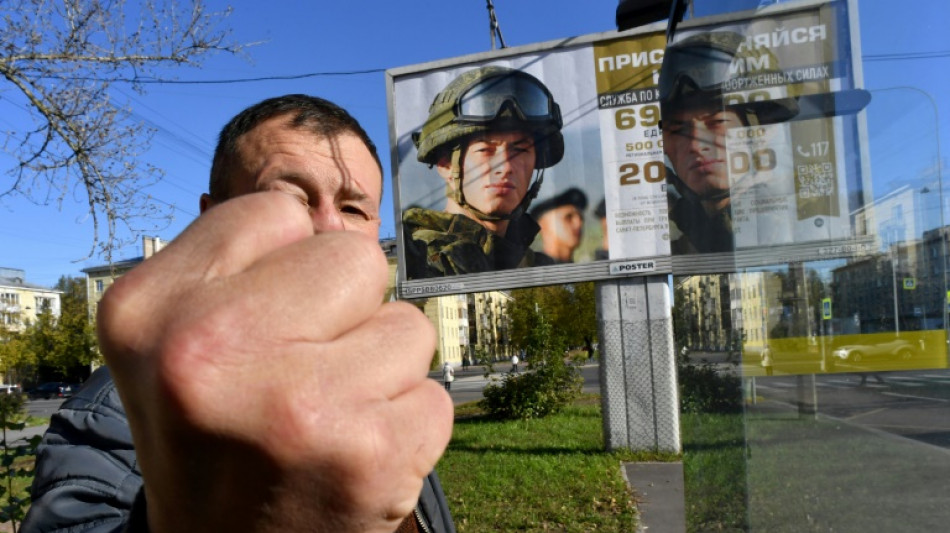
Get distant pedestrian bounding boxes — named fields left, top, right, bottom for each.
left=511, top=354, right=520, bottom=373
left=761, top=347, right=774, bottom=377
left=442, top=362, right=455, bottom=391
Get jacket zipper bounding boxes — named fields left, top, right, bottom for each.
left=414, top=505, right=432, bottom=533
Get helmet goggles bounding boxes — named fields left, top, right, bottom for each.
left=456, top=72, right=562, bottom=128
left=659, top=44, right=738, bottom=104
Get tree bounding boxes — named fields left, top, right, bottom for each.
left=0, top=328, right=34, bottom=385
left=0, top=0, right=241, bottom=260
left=0, top=276, right=98, bottom=384
left=481, top=310, right=582, bottom=420
left=570, top=282, right=597, bottom=356
left=49, top=276, right=98, bottom=375
left=31, top=276, right=97, bottom=381
left=509, top=283, right=597, bottom=355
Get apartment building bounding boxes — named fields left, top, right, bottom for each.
left=82, top=236, right=167, bottom=317
left=0, top=268, right=62, bottom=332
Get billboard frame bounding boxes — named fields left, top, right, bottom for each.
left=387, top=0, right=869, bottom=299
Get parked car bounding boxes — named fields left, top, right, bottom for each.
left=832, top=338, right=917, bottom=364
left=0, top=384, right=22, bottom=395
left=27, top=382, right=74, bottom=400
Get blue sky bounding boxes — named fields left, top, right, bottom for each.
left=2, top=0, right=948, bottom=287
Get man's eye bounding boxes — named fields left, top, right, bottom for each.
left=341, top=205, right=369, bottom=218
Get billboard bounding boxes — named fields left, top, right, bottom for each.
left=388, top=0, right=868, bottom=298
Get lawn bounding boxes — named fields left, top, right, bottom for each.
left=743, top=402, right=950, bottom=532
left=679, top=411, right=747, bottom=532
left=438, top=395, right=675, bottom=532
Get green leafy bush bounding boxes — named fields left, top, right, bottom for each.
left=480, top=360, right=583, bottom=420
left=676, top=352, right=742, bottom=414
left=0, top=392, right=40, bottom=530
left=480, top=310, right=582, bottom=420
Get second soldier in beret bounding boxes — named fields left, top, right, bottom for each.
left=529, top=187, right=588, bottom=263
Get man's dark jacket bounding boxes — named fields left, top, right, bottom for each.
left=22, top=367, right=456, bottom=533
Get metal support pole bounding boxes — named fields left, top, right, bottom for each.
left=596, top=275, right=680, bottom=453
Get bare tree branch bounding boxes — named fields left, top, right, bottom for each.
left=0, top=0, right=242, bottom=262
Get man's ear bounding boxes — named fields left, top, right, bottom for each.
left=199, top=193, right=217, bottom=214
left=435, top=156, right=455, bottom=187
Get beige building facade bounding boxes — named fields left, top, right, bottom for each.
left=83, top=236, right=167, bottom=318
left=0, top=268, right=62, bottom=332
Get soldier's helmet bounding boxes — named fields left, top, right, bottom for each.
left=659, top=31, right=798, bottom=126
left=413, top=65, right=564, bottom=169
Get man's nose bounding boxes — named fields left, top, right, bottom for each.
left=491, top=148, right=514, bottom=174
left=688, top=121, right=716, bottom=152
left=308, top=202, right=345, bottom=233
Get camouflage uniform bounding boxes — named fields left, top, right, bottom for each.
left=666, top=168, right=734, bottom=254
left=403, top=207, right=552, bottom=279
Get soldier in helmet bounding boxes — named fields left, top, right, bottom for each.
left=403, top=65, right=564, bottom=278
left=659, top=31, right=797, bottom=254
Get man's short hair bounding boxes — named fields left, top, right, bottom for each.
left=209, top=94, right=382, bottom=201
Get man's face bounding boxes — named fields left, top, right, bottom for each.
left=539, top=205, right=584, bottom=250
left=206, top=114, right=382, bottom=239
left=663, top=107, right=742, bottom=198
left=439, top=131, right=536, bottom=217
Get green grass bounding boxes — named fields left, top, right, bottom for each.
left=678, top=400, right=950, bottom=532
left=743, top=404, right=950, bottom=532
left=439, top=395, right=675, bottom=532
left=680, top=412, right=748, bottom=532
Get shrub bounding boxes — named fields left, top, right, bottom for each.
left=480, top=360, right=582, bottom=419
left=676, top=351, right=742, bottom=414
left=0, top=392, right=40, bottom=530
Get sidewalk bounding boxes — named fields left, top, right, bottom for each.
left=622, top=462, right=686, bottom=533
left=2, top=424, right=47, bottom=446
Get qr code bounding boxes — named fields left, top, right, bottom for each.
left=797, top=162, right=835, bottom=199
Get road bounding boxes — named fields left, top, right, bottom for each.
left=26, top=398, right=65, bottom=419
left=433, top=362, right=601, bottom=405
left=16, top=364, right=950, bottom=451
left=8, top=365, right=603, bottom=443
left=747, top=368, right=950, bottom=449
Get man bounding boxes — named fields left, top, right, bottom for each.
left=403, top=65, right=564, bottom=278
left=529, top=187, right=587, bottom=263
left=23, top=95, right=456, bottom=533
left=659, top=31, right=797, bottom=254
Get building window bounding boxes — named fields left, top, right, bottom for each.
left=36, top=296, right=53, bottom=312
left=96, top=280, right=104, bottom=293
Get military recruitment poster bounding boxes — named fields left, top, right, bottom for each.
left=593, top=31, right=670, bottom=262
left=388, top=0, right=865, bottom=297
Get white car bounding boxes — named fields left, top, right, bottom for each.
left=832, top=339, right=917, bottom=364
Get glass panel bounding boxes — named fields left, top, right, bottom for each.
left=672, top=2, right=949, bottom=530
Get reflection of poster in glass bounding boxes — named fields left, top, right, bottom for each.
left=664, top=4, right=860, bottom=261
